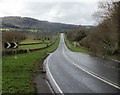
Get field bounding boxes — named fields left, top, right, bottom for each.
left=2, top=36, right=60, bottom=93
left=64, top=35, right=90, bottom=54
left=19, top=39, right=42, bottom=44
left=19, top=39, right=51, bottom=44
left=0, top=28, right=44, bottom=33
left=19, top=39, right=52, bottom=50
left=19, top=44, right=47, bottom=50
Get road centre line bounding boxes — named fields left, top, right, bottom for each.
left=62, top=49, right=120, bottom=90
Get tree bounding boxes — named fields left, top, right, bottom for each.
left=117, top=2, right=120, bottom=53
left=67, top=29, right=87, bottom=42
left=2, top=30, right=26, bottom=43
left=80, top=0, right=120, bottom=55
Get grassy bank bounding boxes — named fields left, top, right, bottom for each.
left=64, top=35, right=90, bottom=54
left=65, top=35, right=120, bottom=62
left=2, top=36, right=60, bottom=93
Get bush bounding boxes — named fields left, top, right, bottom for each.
left=67, top=29, right=87, bottom=42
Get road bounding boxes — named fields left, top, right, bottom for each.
left=45, top=33, right=120, bottom=94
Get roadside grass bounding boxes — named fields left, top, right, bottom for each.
left=2, top=36, right=60, bottom=93
left=64, top=35, right=90, bottom=54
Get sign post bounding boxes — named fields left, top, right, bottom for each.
left=73, top=42, right=76, bottom=47
left=4, top=42, right=18, bottom=58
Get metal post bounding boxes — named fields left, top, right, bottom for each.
left=14, top=49, right=17, bottom=59
left=118, top=2, right=120, bottom=53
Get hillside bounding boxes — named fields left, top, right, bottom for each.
left=1, top=16, right=80, bottom=32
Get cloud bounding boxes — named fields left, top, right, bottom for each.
left=0, top=0, right=98, bottom=25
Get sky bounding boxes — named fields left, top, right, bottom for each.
left=0, top=0, right=99, bottom=25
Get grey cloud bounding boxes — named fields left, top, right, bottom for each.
left=17, top=2, right=98, bottom=25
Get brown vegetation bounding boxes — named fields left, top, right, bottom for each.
left=67, top=29, right=87, bottom=42
left=80, top=0, right=120, bottom=56
left=67, top=0, right=120, bottom=59
left=2, top=30, right=26, bottom=43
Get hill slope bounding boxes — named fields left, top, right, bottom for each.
left=1, top=16, right=80, bottom=32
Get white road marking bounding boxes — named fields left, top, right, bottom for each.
left=62, top=49, right=120, bottom=90
left=46, top=53, right=64, bottom=94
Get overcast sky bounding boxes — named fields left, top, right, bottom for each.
left=0, top=0, right=99, bottom=25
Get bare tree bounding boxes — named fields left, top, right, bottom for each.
left=2, top=30, right=26, bottom=43
left=80, top=0, right=120, bottom=55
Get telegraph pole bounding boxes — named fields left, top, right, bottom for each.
left=118, top=1, right=120, bottom=53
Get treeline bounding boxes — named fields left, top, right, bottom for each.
left=2, top=30, right=26, bottom=43
left=31, top=32, right=53, bottom=41
left=66, top=26, right=95, bottom=42
left=2, top=29, right=55, bottom=44
left=67, top=0, right=120, bottom=58
left=67, top=29, right=86, bottom=42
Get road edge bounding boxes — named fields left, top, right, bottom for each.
left=44, top=53, right=64, bottom=94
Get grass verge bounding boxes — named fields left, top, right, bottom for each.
left=64, top=35, right=90, bottom=54
left=2, top=36, right=60, bottom=93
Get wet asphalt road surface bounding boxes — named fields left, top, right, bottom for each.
left=46, top=33, right=120, bottom=94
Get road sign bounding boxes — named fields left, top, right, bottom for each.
left=73, top=42, right=76, bottom=47
left=4, top=42, right=18, bottom=48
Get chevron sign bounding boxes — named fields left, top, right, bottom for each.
left=4, top=42, right=18, bottom=48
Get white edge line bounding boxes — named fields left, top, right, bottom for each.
left=46, top=53, right=64, bottom=94
left=62, top=49, right=120, bottom=90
